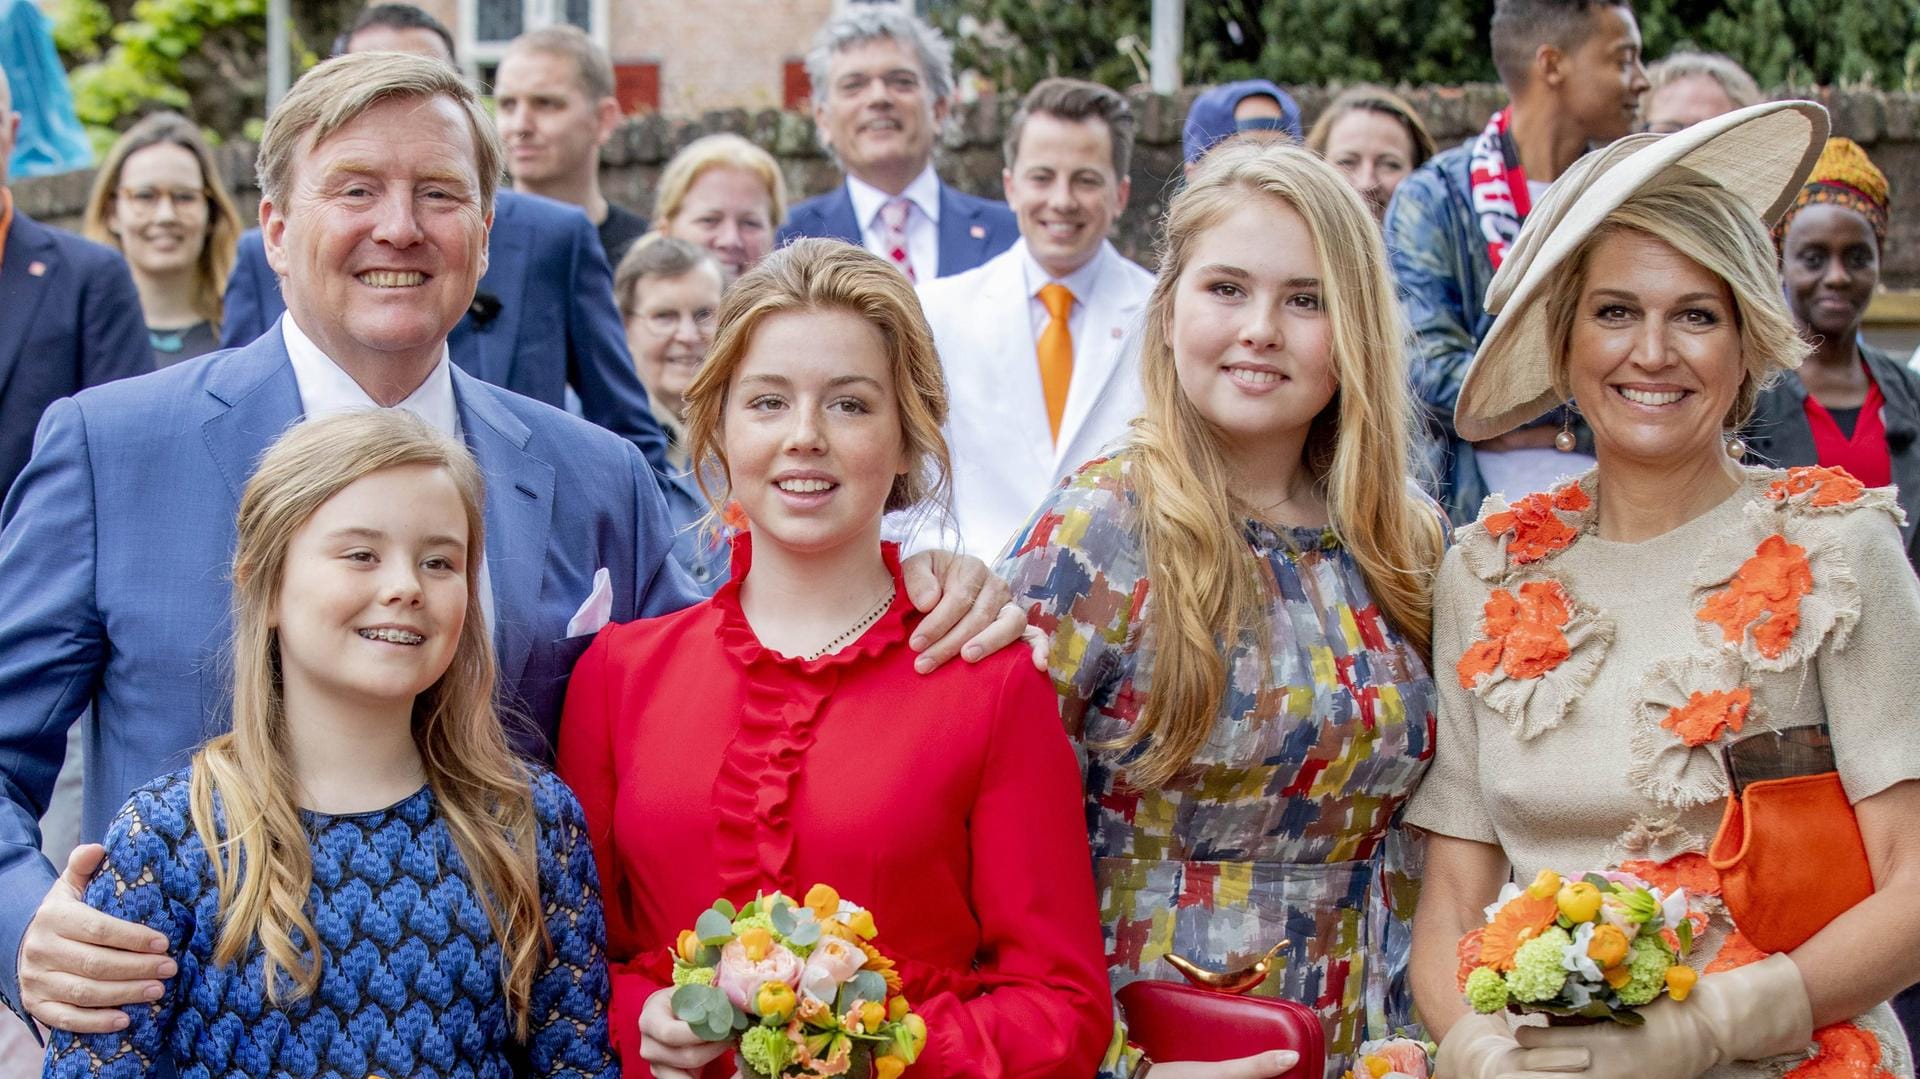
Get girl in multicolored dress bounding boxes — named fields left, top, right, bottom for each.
left=1000, top=139, right=1448, bottom=1077
left=43, top=410, right=616, bottom=1079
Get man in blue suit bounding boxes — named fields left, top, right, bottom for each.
left=776, top=7, right=1016, bottom=280
left=220, top=4, right=672, bottom=474
left=0, top=61, right=148, bottom=498
left=0, top=51, right=1020, bottom=1038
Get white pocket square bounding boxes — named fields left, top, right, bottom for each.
left=565, top=567, right=613, bottom=637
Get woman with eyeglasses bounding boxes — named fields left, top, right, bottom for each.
left=82, top=112, right=243, bottom=366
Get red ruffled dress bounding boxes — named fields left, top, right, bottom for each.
left=557, top=536, right=1111, bottom=1079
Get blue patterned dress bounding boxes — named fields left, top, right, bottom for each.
left=1000, top=453, right=1438, bottom=1073
left=43, top=767, right=616, bottom=1079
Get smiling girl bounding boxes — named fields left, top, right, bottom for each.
left=1000, top=140, right=1447, bottom=1078
left=557, top=239, right=1110, bottom=1079
left=43, top=410, right=615, bottom=1079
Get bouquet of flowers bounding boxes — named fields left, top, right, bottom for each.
left=1343, top=1037, right=1434, bottom=1079
left=1459, top=869, right=1704, bottom=1025
left=668, top=884, right=927, bottom=1079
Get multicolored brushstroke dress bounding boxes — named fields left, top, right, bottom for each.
left=999, top=453, right=1437, bottom=1074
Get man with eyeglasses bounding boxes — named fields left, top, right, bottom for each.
left=0, top=61, right=147, bottom=498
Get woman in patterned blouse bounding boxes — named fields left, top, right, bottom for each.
left=1001, top=140, right=1447, bottom=1077
left=44, top=410, right=615, bottom=1079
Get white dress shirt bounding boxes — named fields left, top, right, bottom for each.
left=281, top=316, right=496, bottom=629
left=1020, top=243, right=1108, bottom=350
left=847, top=162, right=941, bottom=278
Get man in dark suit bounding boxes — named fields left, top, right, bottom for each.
left=776, top=7, right=1016, bottom=280
left=220, top=4, right=671, bottom=474
left=1, top=51, right=1023, bottom=1039
left=0, top=61, right=147, bottom=497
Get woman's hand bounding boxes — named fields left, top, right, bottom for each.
left=899, top=550, right=1025, bottom=672
left=638, top=987, right=731, bottom=1079
left=1435, top=1012, right=1586, bottom=1079
left=1147, top=1050, right=1301, bottom=1078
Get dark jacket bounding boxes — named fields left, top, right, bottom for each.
left=777, top=178, right=1018, bottom=278
left=1743, top=342, right=1920, bottom=568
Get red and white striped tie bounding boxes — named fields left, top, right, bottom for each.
left=879, top=198, right=916, bottom=282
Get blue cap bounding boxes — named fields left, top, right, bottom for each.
left=1181, top=80, right=1303, bottom=164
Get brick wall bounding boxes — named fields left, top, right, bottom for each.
left=18, top=84, right=1920, bottom=285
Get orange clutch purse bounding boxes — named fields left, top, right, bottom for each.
left=1707, top=726, right=1874, bottom=953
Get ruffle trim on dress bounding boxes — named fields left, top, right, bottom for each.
left=1456, top=473, right=1598, bottom=583
left=1627, top=652, right=1755, bottom=809
left=709, top=534, right=914, bottom=900
left=1691, top=507, right=1860, bottom=673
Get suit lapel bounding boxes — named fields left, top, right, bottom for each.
left=200, top=327, right=306, bottom=503
left=0, top=215, right=58, bottom=397
left=823, top=186, right=863, bottom=244
left=449, top=193, right=527, bottom=386
left=454, top=367, right=554, bottom=688
left=1054, top=247, right=1142, bottom=470
left=974, top=248, right=1055, bottom=471
left=936, top=186, right=989, bottom=277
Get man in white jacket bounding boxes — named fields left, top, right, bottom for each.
left=913, top=77, right=1154, bottom=561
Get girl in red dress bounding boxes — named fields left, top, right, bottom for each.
left=557, top=238, right=1111, bottom=1079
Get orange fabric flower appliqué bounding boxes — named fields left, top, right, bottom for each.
left=1659, top=687, right=1752, bottom=747
left=1458, top=581, right=1574, bottom=689
left=1478, top=892, right=1559, bottom=972
left=1704, top=930, right=1769, bottom=974
left=1784, top=1023, right=1895, bottom=1079
left=1767, top=466, right=1866, bottom=508
left=1620, top=853, right=1722, bottom=897
left=1456, top=927, right=1487, bottom=991
left=1696, top=534, right=1813, bottom=660
left=1484, top=484, right=1593, bottom=564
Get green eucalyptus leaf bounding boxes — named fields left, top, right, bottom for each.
left=771, top=903, right=797, bottom=936
left=788, top=921, right=822, bottom=947
left=715, top=898, right=737, bottom=920
left=848, top=970, right=886, bottom=1008
left=696, top=908, right=735, bottom=946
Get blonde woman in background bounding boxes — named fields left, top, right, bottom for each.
left=653, top=133, right=788, bottom=281
left=1306, top=86, right=1437, bottom=225
left=82, top=111, right=242, bottom=365
left=1002, top=139, right=1447, bottom=1079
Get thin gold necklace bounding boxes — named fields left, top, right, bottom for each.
left=802, top=588, right=895, bottom=660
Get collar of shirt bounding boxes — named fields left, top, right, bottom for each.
left=1020, top=239, right=1110, bottom=339
left=846, top=162, right=943, bottom=232
left=281, top=315, right=459, bottom=436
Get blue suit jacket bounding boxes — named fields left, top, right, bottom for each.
left=0, top=209, right=148, bottom=496
left=777, top=179, right=1017, bottom=277
left=0, top=326, right=701, bottom=1013
left=221, top=189, right=671, bottom=474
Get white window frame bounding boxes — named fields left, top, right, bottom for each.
left=458, top=0, right=611, bottom=77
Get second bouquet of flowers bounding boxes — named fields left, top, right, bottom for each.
left=668, top=883, right=928, bottom=1079
left=1458, top=868, right=1704, bottom=1025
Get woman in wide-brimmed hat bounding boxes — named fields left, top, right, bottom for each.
left=1403, top=101, right=1920, bottom=1079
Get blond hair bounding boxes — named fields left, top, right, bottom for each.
left=189, top=410, right=548, bottom=1037
left=1542, top=176, right=1806, bottom=430
left=681, top=238, right=950, bottom=516
left=1305, top=85, right=1438, bottom=170
left=503, top=24, right=614, bottom=101
left=1119, top=140, right=1444, bottom=788
left=82, top=112, right=243, bottom=329
left=653, top=133, right=788, bottom=229
left=257, top=52, right=503, bottom=212
left=1645, top=50, right=1762, bottom=111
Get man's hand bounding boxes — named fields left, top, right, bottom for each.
left=20, top=844, right=174, bottom=1033
left=899, top=551, right=1027, bottom=673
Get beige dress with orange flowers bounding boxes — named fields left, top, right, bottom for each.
left=1406, top=465, right=1920, bottom=1079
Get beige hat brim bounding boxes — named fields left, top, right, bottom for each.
left=1452, top=100, right=1830, bottom=442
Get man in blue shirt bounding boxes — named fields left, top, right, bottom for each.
left=777, top=7, right=1017, bottom=280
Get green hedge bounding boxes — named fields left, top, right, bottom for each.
left=932, top=0, right=1920, bottom=93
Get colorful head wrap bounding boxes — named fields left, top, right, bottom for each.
left=1775, top=137, right=1889, bottom=249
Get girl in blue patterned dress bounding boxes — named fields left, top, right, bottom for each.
left=43, top=411, right=616, bottom=1079
left=1000, top=141, right=1446, bottom=1078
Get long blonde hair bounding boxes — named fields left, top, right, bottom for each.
left=188, top=410, right=548, bottom=1037
left=1120, top=140, right=1444, bottom=788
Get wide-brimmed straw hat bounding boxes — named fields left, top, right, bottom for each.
left=1453, top=100, right=1829, bottom=442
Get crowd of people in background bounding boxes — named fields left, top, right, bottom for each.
left=1, top=0, right=1918, bottom=1076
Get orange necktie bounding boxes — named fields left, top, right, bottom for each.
left=1037, top=283, right=1075, bottom=443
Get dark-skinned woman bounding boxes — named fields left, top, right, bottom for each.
left=1745, top=137, right=1920, bottom=568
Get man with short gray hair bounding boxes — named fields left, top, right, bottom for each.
left=777, top=7, right=1016, bottom=279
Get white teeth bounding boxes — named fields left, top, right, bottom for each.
left=358, top=627, right=424, bottom=645
left=1619, top=387, right=1685, bottom=406
left=358, top=271, right=426, bottom=288
left=1228, top=368, right=1281, bottom=384
left=777, top=478, right=834, bottom=493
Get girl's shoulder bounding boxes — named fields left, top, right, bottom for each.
left=1004, top=452, right=1143, bottom=560
left=522, top=763, right=589, bottom=830
left=110, top=767, right=199, bottom=841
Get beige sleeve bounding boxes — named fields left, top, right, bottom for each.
left=1404, top=548, right=1501, bottom=843
left=1817, top=508, right=1920, bottom=804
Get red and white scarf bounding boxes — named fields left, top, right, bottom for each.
left=1468, top=107, right=1533, bottom=269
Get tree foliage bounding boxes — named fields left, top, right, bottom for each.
left=929, top=0, right=1920, bottom=94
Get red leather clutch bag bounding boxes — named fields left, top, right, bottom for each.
left=1116, top=979, right=1325, bottom=1079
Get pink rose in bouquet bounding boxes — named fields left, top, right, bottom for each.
left=798, top=933, right=868, bottom=1004
left=715, top=929, right=803, bottom=1011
